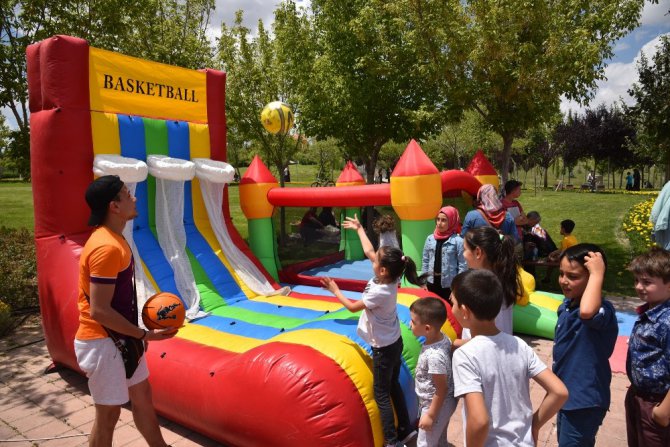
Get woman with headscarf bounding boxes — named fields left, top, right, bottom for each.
left=422, top=206, right=468, bottom=301
left=460, top=184, right=519, bottom=242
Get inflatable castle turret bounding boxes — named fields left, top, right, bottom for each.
left=390, top=140, right=442, bottom=264
left=466, top=149, right=499, bottom=192
left=239, top=156, right=280, bottom=280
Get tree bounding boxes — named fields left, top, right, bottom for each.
left=274, top=0, right=446, bottom=184
left=404, top=0, right=646, bottom=183
left=422, top=110, right=499, bottom=170
left=628, top=35, right=670, bottom=182
left=0, top=0, right=214, bottom=179
left=217, top=10, right=307, bottom=244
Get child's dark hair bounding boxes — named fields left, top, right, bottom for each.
left=628, top=246, right=670, bottom=283
left=451, top=270, right=503, bottom=321
left=560, top=243, right=608, bottom=272
left=464, top=227, right=521, bottom=308
left=378, top=246, right=426, bottom=286
left=373, top=214, right=396, bottom=234
left=409, top=297, right=447, bottom=328
left=561, top=219, right=575, bottom=234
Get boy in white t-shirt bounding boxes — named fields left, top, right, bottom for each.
left=409, top=297, right=457, bottom=447
left=450, top=270, right=568, bottom=447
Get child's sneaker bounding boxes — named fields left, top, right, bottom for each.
left=398, top=428, right=417, bottom=444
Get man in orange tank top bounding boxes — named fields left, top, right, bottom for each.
left=75, top=175, right=177, bottom=447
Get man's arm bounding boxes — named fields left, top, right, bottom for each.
left=463, top=392, right=489, bottom=447
left=90, top=283, right=175, bottom=340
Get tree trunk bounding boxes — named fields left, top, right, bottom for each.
left=543, top=165, right=549, bottom=188
left=500, top=133, right=514, bottom=184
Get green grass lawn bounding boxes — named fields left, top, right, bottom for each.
left=2, top=179, right=651, bottom=296
left=0, top=182, right=34, bottom=229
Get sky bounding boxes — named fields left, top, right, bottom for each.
left=3, top=0, right=668, bottom=129
left=210, top=0, right=670, bottom=115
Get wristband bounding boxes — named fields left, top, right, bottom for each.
left=139, top=329, right=148, bottom=340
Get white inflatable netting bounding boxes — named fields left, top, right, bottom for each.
left=93, top=154, right=148, bottom=183
left=148, top=155, right=206, bottom=320
left=194, top=158, right=281, bottom=296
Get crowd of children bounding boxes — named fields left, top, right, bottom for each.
left=316, top=189, right=669, bottom=447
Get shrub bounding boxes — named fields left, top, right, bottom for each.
left=0, top=301, right=11, bottom=336
left=0, top=227, right=38, bottom=312
left=622, top=197, right=656, bottom=256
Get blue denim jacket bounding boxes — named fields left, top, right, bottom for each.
left=422, top=234, right=467, bottom=288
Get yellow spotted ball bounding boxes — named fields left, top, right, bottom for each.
left=260, top=101, right=294, bottom=135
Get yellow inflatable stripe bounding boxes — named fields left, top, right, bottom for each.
left=252, top=295, right=343, bottom=312
left=529, top=292, right=562, bottom=313
left=188, top=122, right=210, bottom=158
left=140, top=259, right=160, bottom=293
left=177, top=323, right=264, bottom=352
left=90, top=112, right=120, bottom=156
left=273, top=329, right=383, bottom=447
left=397, top=292, right=420, bottom=308
left=190, top=177, right=257, bottom=299
left=398, top=292, right=457, bottom=341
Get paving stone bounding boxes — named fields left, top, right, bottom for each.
left=22, top=417, right=72, bottom=440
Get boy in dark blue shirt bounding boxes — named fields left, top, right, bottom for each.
left=625, top=247, right=670, bottom=446
left=553, top=243, right=618, bottom=446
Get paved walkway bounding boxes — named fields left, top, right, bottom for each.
left=0, top=296, right=638, bottom=446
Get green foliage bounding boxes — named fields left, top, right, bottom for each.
left=0, top=227, right=37, bottom=312
left=628, top=35, right=670, bottom=182
left=0, top=0, right=215, bottom=178
left=402, top=0, right=645, bottom=183
left=275, top=0, right=445, bottom=182
left=0, top=300, right=11, bottom=336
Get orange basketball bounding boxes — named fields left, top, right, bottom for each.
left=142, top=292, right=185, bottom=330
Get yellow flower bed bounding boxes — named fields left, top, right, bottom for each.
left=622, top=196, right=657, bottom=253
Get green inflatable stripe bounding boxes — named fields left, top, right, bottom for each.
left=210, top=306, right=306, bottom=329
left=513, top=302, right=558, bottom=339
left=144, top=118, right=169, bottom=237
left=186, top=249, right=227, bottom=312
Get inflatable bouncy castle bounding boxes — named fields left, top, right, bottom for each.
left=27, top=35, right=468, bottom=447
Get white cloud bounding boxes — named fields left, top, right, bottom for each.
left=640, top=0, right=670, bottom=27
left=561, top=33, right=669, bottom=115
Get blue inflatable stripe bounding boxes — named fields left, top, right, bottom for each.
left=118, top=115, right=180, bottom=299
left=289, top=285, right=361, bottom=299
left=164, top=120, right=248, bottom=306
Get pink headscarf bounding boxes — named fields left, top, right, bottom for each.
left=476, top=184, right=506, bottom=228
left=434, top=206, right=461, bottom=240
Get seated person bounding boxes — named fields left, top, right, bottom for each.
left=318, top=207, right=339, bottom=228
left=522, top=211, right=557, bottom=260
left=501, top=180, right=528, bottom=239
left=547, top=219, right=578, bottom=262
left=300, top=207, right=325, bottom=245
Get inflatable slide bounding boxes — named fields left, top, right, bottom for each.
left=27, top=35, right=463, bottom=447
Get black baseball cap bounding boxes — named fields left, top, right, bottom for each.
left=85, top=175, right=124, bottom=226
left=504, top=179, right=523, bottom=195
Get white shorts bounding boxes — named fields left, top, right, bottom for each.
left=74, top=337, right=149, bottom=405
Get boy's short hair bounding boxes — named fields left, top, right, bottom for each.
left=560, top=219, right=575, bottom=234
left=527, top=211, right=541, bottom=221
left=410, top=297, right=447, bottom=328
left=628, top=246, right=670, bottom=283
left=451, top=270, right=502, bottom=321
left=560, top=243, right=608, bottom=272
